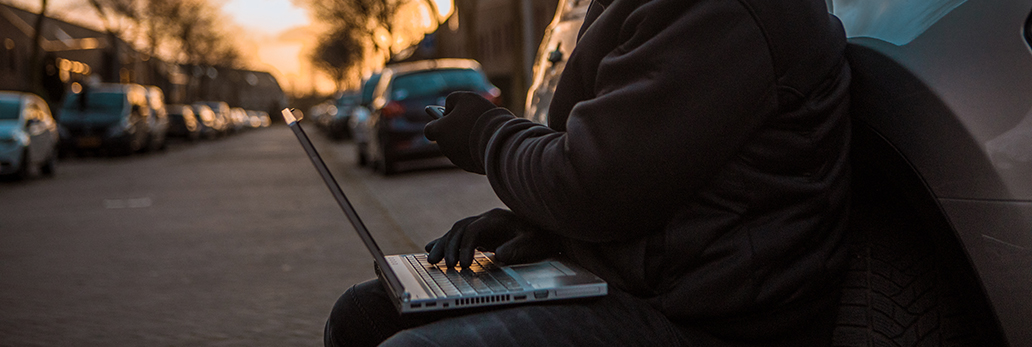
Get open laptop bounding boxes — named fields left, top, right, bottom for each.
left=280, top=109, right=607, bottom=314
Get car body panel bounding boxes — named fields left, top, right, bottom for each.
left=833, top=0, right=1032, bottom=344
left=524, top=0, right=589, bottom=125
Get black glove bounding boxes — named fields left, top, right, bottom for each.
left=423, top=92, right=499, bottom=174
left=425, top=208, right=560, bottom=268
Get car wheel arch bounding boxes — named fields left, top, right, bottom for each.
left=843, top=42, right=1010, bottom=344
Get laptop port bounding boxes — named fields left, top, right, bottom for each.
left=533, top=290, right=549, bottom=299
left=410, top=303, right=422, bottom=308
left=425, top=302, right=437, bottom=307
left=514, top=295, right=527, bottom=301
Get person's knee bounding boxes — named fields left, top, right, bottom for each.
left=324, top=286, right=357, bottom=347
left=324, top=281, right=398, bottom=347
left=380, top=330, right=440, bottom=347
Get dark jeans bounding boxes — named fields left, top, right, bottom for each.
left=324, top=279, right=708, bottom=346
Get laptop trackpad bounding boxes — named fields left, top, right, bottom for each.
left=510, top=261, right=601, bottom=289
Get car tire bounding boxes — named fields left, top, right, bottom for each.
left=374, top=140, right=396, bottom=176
left=375, top=155, right=396, bottom=176
left=11, top=149, right=30, bottom=180
left=356, top=143, right=368, bottom=167
left=832, top=185, right=1000, bottom=346
left=40, top=151, right=56, bottom=177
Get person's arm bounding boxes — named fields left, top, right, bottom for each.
left=474, top=0, right=779, bottom=242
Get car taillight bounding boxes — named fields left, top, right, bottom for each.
left=382, top=101, right=406, bottom=119
left=481, top=87, right=502, bottom=106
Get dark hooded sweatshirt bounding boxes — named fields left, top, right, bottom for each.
left=466, top=0, right=851, bottom=343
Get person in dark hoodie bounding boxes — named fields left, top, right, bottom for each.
left=325, top=0, right=851, bottom=345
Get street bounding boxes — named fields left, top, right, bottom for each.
left=0, top=124, right=505, bottom=346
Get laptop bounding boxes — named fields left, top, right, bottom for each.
left=281, top=109, right=607, bottom=314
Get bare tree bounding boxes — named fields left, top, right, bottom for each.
left=29, top=0, right=49, bottom=96
left=300, top=0, right=402, bottom=84
left=85, top=0, right=241, bottom=67
left=311, top=27, right=364, bottom=91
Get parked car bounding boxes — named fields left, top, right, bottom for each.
left=58, top=83, right=151, bottom=156
left=254, top=110, right=271, bottom=128
left=195, top=101, right=231, bottom=136
left=0, top=91, right=58, bottom=179
left=143, top=86, right=169, bottom=151
left=520, top=0, right=1031, bottom=345
left=829, top=0, right=1031, bottom=344
left=190, top=104, right=220, bottom=139
left=327, top=91, right=360, bottom=139
left=310, top=102, right=333, bottom=131
left=229, top=107, right=248, bottom=133
left=350, top=72, right=382, bottom=166
left=165, top=104, right=201, bottom=141
left=360, top=59, right=500, bottom=175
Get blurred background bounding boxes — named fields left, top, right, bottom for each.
left=0, top=0, right=569, bottom=345
left=0, top=0, right=560, bottom=116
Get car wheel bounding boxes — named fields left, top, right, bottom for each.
left=374, top=140, right=396, bottom=176
left=356, top=143, right=368, bottom=167
left=11, top=149, right=30, bottom=180
left=40, top=151, right=56, bottom=177
left=832, top=185, right=1000, bottom=346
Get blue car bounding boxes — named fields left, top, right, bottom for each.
left=0, top=91, right=58, bottom=179
left=58, top=83, right=152, bottom=156
left=361, top=59, right=501, bottom=175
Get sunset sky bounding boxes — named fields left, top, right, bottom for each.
left=3, top=0, right=452, bottom=95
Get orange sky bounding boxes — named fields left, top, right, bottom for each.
left=2, top=0, right=454, bottom=96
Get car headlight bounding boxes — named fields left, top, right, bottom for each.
left=0, top=130, right=29, bottom=147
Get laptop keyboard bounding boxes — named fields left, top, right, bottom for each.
left=406, top=253, right=522, bottom=298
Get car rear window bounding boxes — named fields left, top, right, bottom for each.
left=63, top=92, right=126, bottom=114
left=391, top=69, right=488, bottom=100
left=0, top=100, right=20, bottom=120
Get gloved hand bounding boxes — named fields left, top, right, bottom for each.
left=424, top=92, right=499, bottom=174
left=425, top=208, right=560, bottom=268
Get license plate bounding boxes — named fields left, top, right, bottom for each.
left=77, top=137, right=102, bottom=148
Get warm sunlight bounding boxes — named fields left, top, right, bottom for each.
left=2, top=0, right=456, bottom=95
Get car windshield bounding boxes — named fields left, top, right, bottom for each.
left=390, top=69, right=487, bottom=100
left=63, top=92, right=125, bottom=115
left=0, top=100, right=20, bottom=120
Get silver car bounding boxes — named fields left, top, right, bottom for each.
left=523, top=0, right=589, bottom=125
left=0, top=91, right=58, bottom=179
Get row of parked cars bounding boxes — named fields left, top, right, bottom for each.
left=309, top=58, right=501, bottom=175
left=0, top=83, right=271, bottom=180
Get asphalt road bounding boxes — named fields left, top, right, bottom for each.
left=0, top=124, right=504, bottom=346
